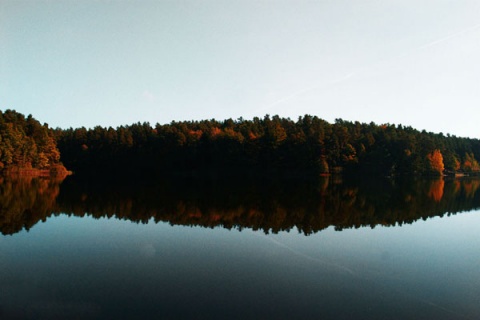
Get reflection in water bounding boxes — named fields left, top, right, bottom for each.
left=2, top=176, right=480, bottom=319
left=0, top=176, right=61, bottom=235
left=1, top=175, right=480, bottom=236
left=428, top=179, right=444, bottom=202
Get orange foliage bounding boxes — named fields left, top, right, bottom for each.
left=188, top=208, right=202, bottom=218
left=247, top=208, right=260, bottom=218
left=428, top=179, right=444, bottom=202
left=427, top=149, right=444, bottom=175
left=211, top=214, right=222, bottom=222
left=463, top=180, right=480, bottom=199
left=223, top=128, right=244, bottom=142
left=454, top=158, right=461, bottom=171
left=453, top=180, right=461, bottom=195
left=188, top=130, right=203, bottom=139
left=248, top=132, right=258, bottom=140
left=211, top=127, right=222, bottom=137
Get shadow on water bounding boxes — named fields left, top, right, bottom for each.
left=1, top=174, right=480, bottom=236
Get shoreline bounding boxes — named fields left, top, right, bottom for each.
left=1, top=166, right=72, bottom=178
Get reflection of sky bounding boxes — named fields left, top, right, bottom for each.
left=1, top=212, right=479, bottom=319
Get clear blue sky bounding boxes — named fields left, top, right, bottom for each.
left=1, top=1, right=480, bottom=138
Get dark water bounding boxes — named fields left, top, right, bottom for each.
left=1, top=175, right=480, bottom=319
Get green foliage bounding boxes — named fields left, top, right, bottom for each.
left=463, top=152, right=480, bottom=172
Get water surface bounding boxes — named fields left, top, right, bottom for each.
left=1, top=176, right=479, bottom=319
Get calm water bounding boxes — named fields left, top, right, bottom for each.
left=1, top=176, right=480, bottom=319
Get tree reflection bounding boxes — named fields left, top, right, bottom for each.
left=427, top=179, right=445, bottom=202
left=0, top=176, right=62, bottom=235
left=1, top=176, right=480, bottom=236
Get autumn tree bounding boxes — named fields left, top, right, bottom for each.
left=463, top=153, right=480, bottom=173
left=426, top=149, right=445, bottom=176
left=0, top=110, right=64, bottom=172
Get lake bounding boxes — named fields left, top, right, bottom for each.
left=0, top=175, right=479, bottom=319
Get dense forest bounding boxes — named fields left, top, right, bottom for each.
left=0, top=110, right=67, bottom=176
left=54, top=114, right=480, bottom=178
left=0, top=110, right=479, bottom=178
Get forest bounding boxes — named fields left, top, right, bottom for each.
left=0, top=110, right=67, bottom=176
left=0, top=109, right=479, bottom=178
left=54, top=113, right=480, bottom=178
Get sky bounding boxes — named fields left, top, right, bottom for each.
left=1, top=1, right=480, bottom=138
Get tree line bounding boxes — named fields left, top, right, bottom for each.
left=53, top=114, right=480, bottom=178
left=0, top=110, right=479, bottom=177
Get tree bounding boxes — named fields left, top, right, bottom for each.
left=0, top=110, right=64, bottom=172
left=463, top=153, right=480, bottom=173
left=427, top=149, right=444, bottom=176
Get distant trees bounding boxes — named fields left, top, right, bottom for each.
left=53, top=114, right=480, bottom=178
left=1, top=109, right=479, bottom=178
